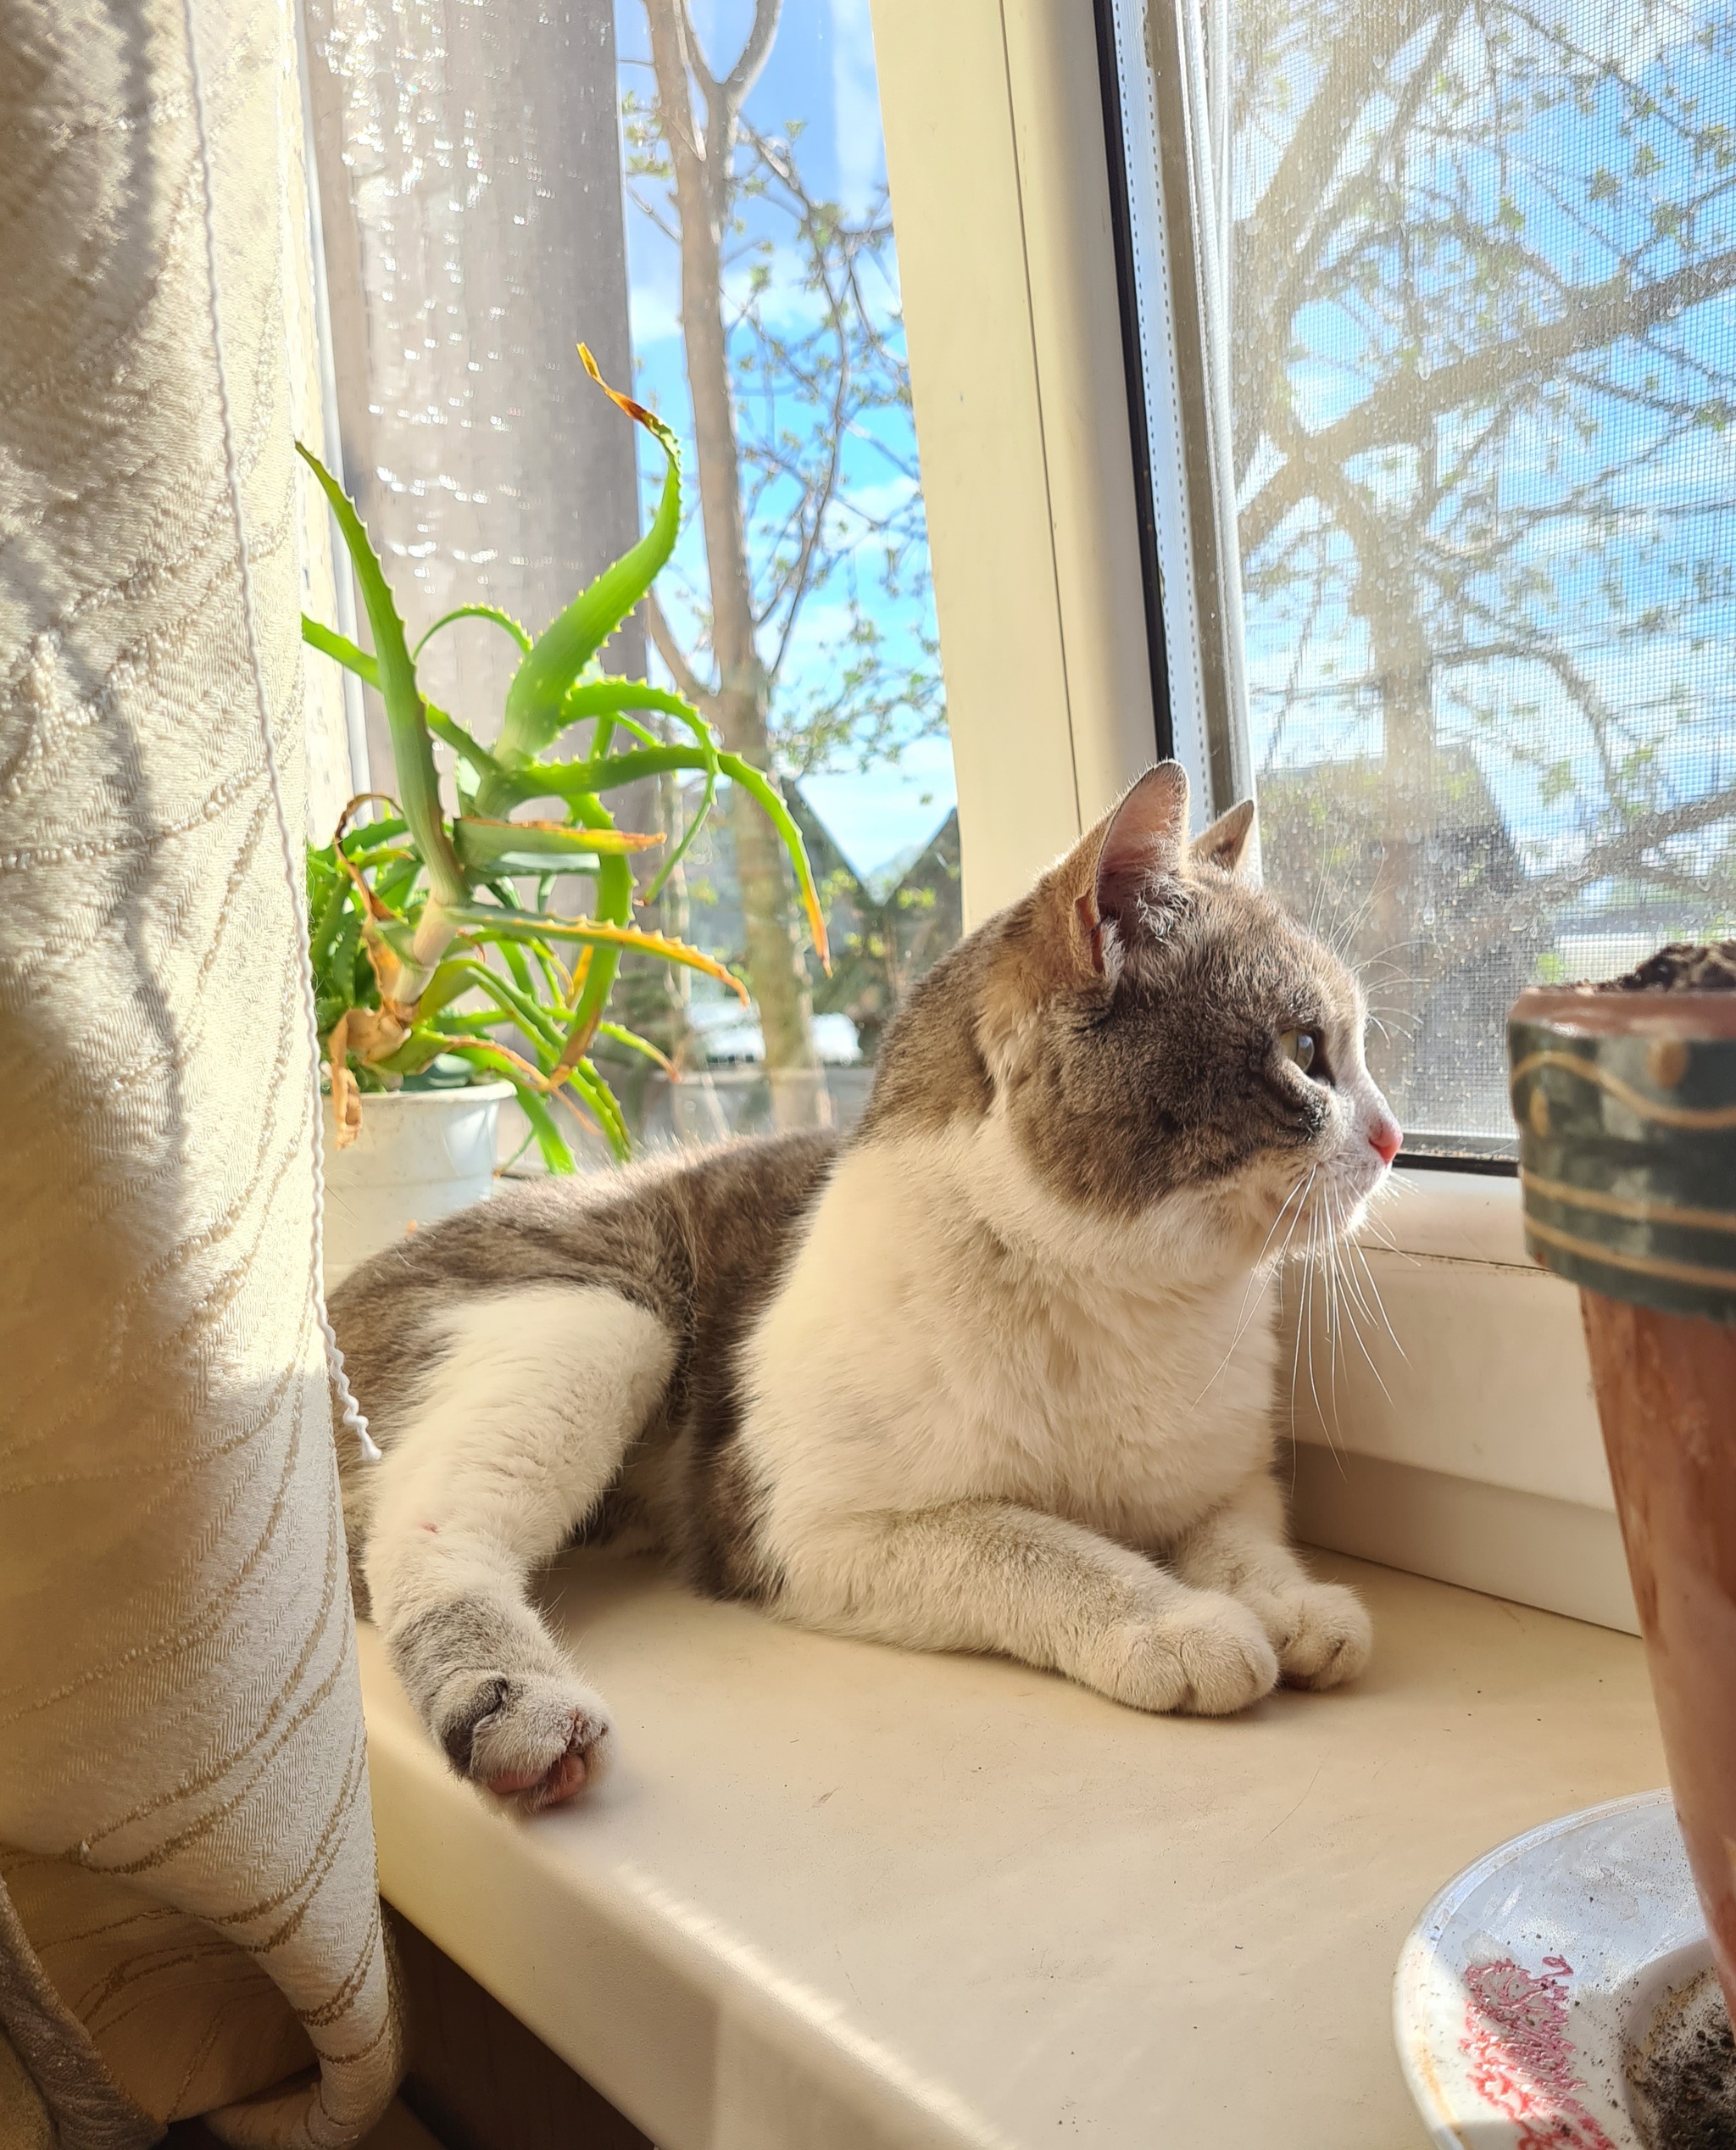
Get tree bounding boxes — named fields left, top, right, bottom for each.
left=626, top=0, right=941, bottom=1128
left=1229, top=0, right=1736, bottom=1126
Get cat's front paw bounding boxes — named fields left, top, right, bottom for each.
left=433, top=1668, right=612, bottom=1810
left=1255, top=1581, right=1372, bottom=1690
left=1095, top=1594, right=1279, bottom=1717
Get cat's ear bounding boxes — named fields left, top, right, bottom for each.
left=1192, top=796, right=1257, bottom=878
left=1073, top=763, right=1190, bottom=976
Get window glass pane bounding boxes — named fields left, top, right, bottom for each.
left=610, top=0, right=957, bottom=1145
left=303, top=0, right=954, bottom=1168
left=1221, top=0, right=1736, bottom=1140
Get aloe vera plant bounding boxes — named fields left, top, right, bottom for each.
left=302, top=346, right=827, bottom=1172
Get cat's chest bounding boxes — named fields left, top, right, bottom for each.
left=748, top=1147, right=1283, bottom=1540
left=929, top=1273, right=1279, bottom=1533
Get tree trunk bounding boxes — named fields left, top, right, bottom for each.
left=1357, top=529, right=1434, bottom=1119
left=643, top=0, right=823, bottom=1129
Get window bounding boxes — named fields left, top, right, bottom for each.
left=303, top=0, right=957, bottom=1160
left=1103, top=0, right=1736, bottom=1149
left=609, top=0, right=959, bottom=1143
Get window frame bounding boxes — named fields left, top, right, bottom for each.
left=867, top=0, right=1161, bottom=928
left=1096, top=0, right=1253, bottom=825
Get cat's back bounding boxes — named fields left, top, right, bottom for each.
left=329, top=1127, right=839, bottom=1424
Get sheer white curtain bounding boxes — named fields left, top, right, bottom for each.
left=0, top=0, right=399, bottom=2138
left=300, top=0, right=642, bottom=775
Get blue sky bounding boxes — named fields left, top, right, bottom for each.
left=611, top=0, right=957, bottom=887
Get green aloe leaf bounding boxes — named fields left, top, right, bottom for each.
left=425, top=707, right=507, bottom=788
left=498, top=349, right=682, bottom=760
left=597, top=1022, right=677, bottom=1077
left=430, top=1040, right=579, bottom=1173
left=451, top=818, right=664, bottom=872
left=308, top=872, right=353, bottom=974
left=370, top=1027, right=455, bottom=1080
left=340, top=813, right=409, bottom=857
left=413, top=604, right=532, bottom=660
left=443, top=904, right=749, bottom=1000
left=558, top=677, right=718, bottom=770
left=716, top=753, right=830, bottom=972
left=296, top=446, right=466, bottom=908
left=529, top=744, right=721, bottom=802
left=565, top=1059, right=630, bottom=1160
left=331, top=907, right=365, bottom=1005
left=303, top=610, right=506, bottom=798
left=434, top=955, right=565, bottom=1056
left=303, top=615, right=376, bottom=684
left=557, top=792, right=636, bottom=1051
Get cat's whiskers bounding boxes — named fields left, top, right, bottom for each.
left=1355, top=933, right=1428, bottom=972
left=1349, top=1230, right=1406, bottom=1358
left=1287, top=1204, right=1312, bottom=1447
left=1356, top=1207, right=1405, bottom=1254
left=1320, top=1211, right=1344, bottom=1435
left=1326, top=1198, right=1360, bottom=1429
left=1331, top=1216, right=1383, bottom=1351
left=1191, top=1168, right=1316, bottom=1406
left=1326, top=1189, right=1394, bottom=1403
left=1298, top=1204, right=1338, bottom=1463
left=1323, top=883, right=1381, bottom=964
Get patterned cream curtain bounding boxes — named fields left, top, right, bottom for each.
left=0, top=0, right=401, bottom=2138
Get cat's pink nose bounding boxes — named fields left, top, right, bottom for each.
left=1369, top=1117, right=1403, bottom=1167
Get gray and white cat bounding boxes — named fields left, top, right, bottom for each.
left=331, top=763, right=1402, bottom=1808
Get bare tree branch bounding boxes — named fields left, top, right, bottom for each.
left=645, top=593, right=713, bottom=709
left=721, top=0, right=782, bottom=118
left=1243, top=245, right=1736, bottom=557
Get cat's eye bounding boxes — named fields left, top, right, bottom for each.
left=1279, top=1029, right=1317, bottom=1075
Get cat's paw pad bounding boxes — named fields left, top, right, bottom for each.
left=435, top=1670, right=612, bottom=1810
left=1099, top=1596, right=1280, bottom=1717
left=1260, top=1582, right=1372, bottom=1691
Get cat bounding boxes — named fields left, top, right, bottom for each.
left=330, top=761, right=1403, bottom=1810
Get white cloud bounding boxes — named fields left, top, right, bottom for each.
left=627, top=274, right=682, bottom=351
left=830, top=0, right=884, bottom=217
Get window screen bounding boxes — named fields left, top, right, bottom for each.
left=1104, top=0, right=1736, bottom=1145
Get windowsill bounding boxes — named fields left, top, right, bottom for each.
left=359, top=1547, right=1661, bottom=2149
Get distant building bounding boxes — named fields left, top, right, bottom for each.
left=787, top=791, right=963, bottom=1062
left=1256, top=747, right=1543, bottom=1134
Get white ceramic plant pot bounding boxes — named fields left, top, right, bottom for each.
left=320, top=1082, right=515, bottom=1290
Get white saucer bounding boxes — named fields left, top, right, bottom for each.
left=1394, top=1789, right=1717, bottom=2147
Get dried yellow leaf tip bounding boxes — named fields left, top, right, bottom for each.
left=578, top=343, right=677, bottom=451
left=327, top=1014, right=363, bottom=1150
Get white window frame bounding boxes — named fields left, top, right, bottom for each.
left=870, top=0, right=1160, bottom=923
left=870, top=0, right=1630, bottom=1633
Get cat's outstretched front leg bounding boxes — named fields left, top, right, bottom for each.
left=1167, top=1472, right=1372, bottom=1690
left=361, top=1284, right=674, bottom=1807
left=772, top=1500, right=1281, bottom=1715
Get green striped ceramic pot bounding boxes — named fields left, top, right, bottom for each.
left=1509, top=982, right=1736, bottom=2030
left=1508, top=987, right=1736, bottom=1324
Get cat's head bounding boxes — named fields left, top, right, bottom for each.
left=867, top=763, right=1401, bottom=1272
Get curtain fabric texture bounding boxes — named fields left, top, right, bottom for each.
left=0, top=0, right=401, bottom=2140
left=299, top=0, right=642, bottom=758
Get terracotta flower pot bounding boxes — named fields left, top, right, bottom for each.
left=1510, top=974, right=1736, bottom=2027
